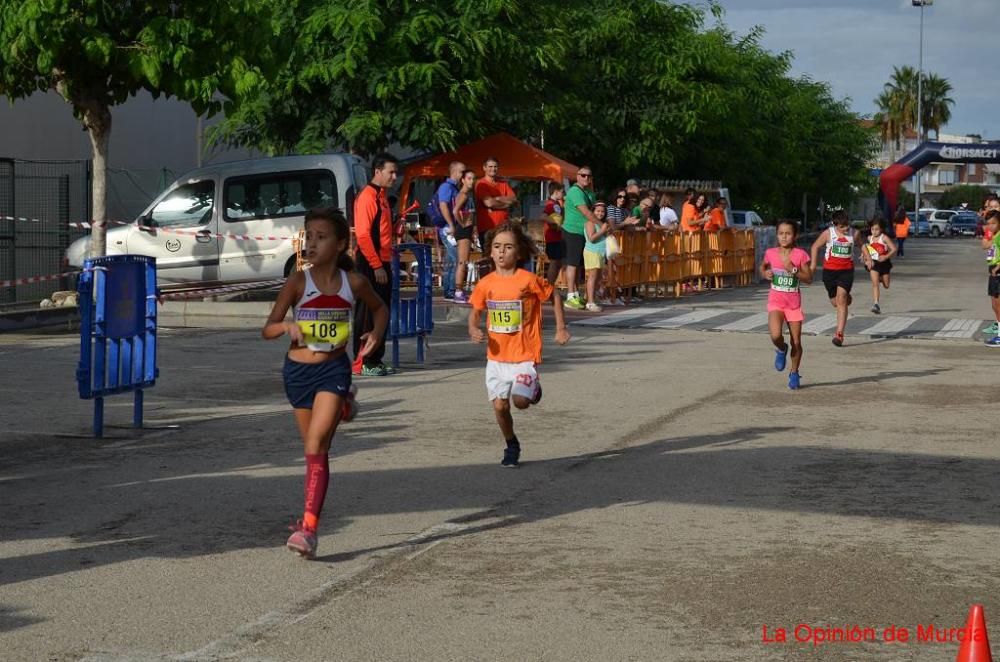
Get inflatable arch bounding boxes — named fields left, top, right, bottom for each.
left=879, top=141, right=1000, bottom=220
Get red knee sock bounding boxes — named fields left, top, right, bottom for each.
left=302, top=453, right=329, bottom=532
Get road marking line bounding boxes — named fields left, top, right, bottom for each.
left=856, top=316, right=919, bottom=336
left=571, top=306, right=672, bottom=326
left=713, top=312, right=769, bottom=331
left=934, top=318, right=982, bottom=339
left=802, top=313, right=839, bottom=335
left=640, top=309, right=729, bottom=329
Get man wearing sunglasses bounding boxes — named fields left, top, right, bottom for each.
left=562, top=167, right=598, bottom=310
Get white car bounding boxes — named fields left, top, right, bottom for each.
left=67, top=154, right=369, bottom=289
left=729, top=210, right=764, bottom=228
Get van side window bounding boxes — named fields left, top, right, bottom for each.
left=148, top=180, right=215, bottom=227
left=224, top=170, right=337, bottom=222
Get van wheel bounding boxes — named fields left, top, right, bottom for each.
left=930, top=226, right=941, bottom=237
left=283, top=256, right=297, bottom=278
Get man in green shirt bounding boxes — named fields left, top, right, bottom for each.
left=562, top=167, right=597, bottom=310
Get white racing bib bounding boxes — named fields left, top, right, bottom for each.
left=487, top=299, right=523, bottom=334
left=770, top=273, right=799, bottom=293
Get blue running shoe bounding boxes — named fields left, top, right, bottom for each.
left=774, top=347, right=788, bottom=372
left=788, top=371, right=801, bottom=390
left=986, top=336, right=1000, bottom=348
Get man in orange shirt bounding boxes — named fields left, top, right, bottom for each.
left=469, top=221, right=570, bottom=467
left=474, top=157, right=518, bottom=237
left=705, top=197, right=729, bottom=232
left=352, top=153, right=397, bottom=376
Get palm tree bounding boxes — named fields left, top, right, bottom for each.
left=920, top=73, right=954, bottom=139
left=874, top=66, right=953, bottom=158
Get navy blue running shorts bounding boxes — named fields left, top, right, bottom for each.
left=283, top=354, right=352, bottom=409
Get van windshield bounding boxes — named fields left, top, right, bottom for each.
left=147, top=181, right=215, bottom=227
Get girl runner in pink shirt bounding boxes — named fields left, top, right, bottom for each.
left=761, top=220, right=813, bottom=390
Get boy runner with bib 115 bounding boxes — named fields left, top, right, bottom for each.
left=810, top=210, right=862, bottom=347
left=762, top=220, right=813, bottom=389
left=263, top=208, right=388, bottom=559
left=468, top=222, right=571, bottom=467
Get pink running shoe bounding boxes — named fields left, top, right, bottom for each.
left=286, top=522, right=318, bottom=559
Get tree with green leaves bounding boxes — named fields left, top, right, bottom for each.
left=0, top=1, right=282, bottom=256
left=874, top=65, right=954, bottom=148
left=212, top=0, right=564, bottom=157
left=215, top=0, right=876, bottom=221
left=938, top=184, right=992, bottom=211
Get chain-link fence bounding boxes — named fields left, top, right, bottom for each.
left=0, top=158, right=91, bottom=308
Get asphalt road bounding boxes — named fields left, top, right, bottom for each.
left=0, top=236, right=997, bottom=661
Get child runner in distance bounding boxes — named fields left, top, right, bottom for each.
left=981, top=207, right=999, bottom=336
left=762, top=220, right=813, bottom=390
left=810, top=210, right=861, bottom=347
left=583, top=201, right=611, bottom=312
left=982, top=210, right=1000, bottom=347
left=863, top=217, right=897, bottom=314
left=469, top=222, right=571, bottom=467
left=262, top=208, right=388, bottom=559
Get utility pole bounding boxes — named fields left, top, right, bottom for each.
left=913, top=0, right=932, bottom=215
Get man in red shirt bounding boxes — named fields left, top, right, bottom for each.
left=352, top=153, right=397, bottom=376
left=474, top=157, right=518, bottom=237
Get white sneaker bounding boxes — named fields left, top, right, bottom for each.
left=585, top=302, right=603, bottom=312
left=612, top=298, right=626, bottom=306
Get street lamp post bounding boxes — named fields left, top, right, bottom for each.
left=913, top=0, right=932, bottom=217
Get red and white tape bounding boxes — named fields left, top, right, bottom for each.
left=1, top=214, right=297, bottom=242
left=0, top=270, right=83, bottom=288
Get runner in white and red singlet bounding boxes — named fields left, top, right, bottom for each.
left=810, top=210, right=862, bottom=347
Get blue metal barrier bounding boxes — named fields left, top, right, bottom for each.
left=390, top=243, right=434, bottom=369
left=76, top=255, right=158, bottom=437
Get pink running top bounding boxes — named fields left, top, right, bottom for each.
left=765, top=247, right=810, bottom=310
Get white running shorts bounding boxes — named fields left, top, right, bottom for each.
left=485, top=360, right=540, bottom=402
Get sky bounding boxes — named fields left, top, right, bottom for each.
left=710, top=0, right=998, bottom=140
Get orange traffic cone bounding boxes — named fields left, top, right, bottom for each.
left=956, top=604, right=992, bottom=662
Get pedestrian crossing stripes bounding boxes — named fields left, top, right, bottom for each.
left=570, top=304, right=992, bottom=343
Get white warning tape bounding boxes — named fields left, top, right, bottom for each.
left=0, top=215, right=297, bottom=242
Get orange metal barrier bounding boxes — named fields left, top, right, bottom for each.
left=537, top=228, right=756, bottom=300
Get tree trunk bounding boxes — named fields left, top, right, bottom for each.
left=83, top=105, right=112, bottom=258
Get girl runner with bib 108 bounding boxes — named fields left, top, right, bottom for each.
left=262, top=208, right=388, bottom=559
left=810, top=210, right=862, bottom=347
left=468, top=222, right=571, bottom=467
left=762, top=220, right=813, bottom=390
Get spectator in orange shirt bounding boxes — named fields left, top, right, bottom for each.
left=705, top=197, right=729, bottom=233
left=892, top=205, right=910, bottom=257
left=352, top=153, right=398, bottom=376
left=680, top=187, right=705, bottom=232
left=474, top=157, right=518, bottom=237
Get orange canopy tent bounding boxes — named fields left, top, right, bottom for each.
left=399, top=132, right=580, bottom=211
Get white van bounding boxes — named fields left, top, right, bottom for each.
left=67, top=154, right=369, bottom=289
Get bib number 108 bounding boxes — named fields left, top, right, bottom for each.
left=307, top=322, right=338, bottom=339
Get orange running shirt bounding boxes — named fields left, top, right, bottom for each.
left=470, top=269, right=553, bottom=364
